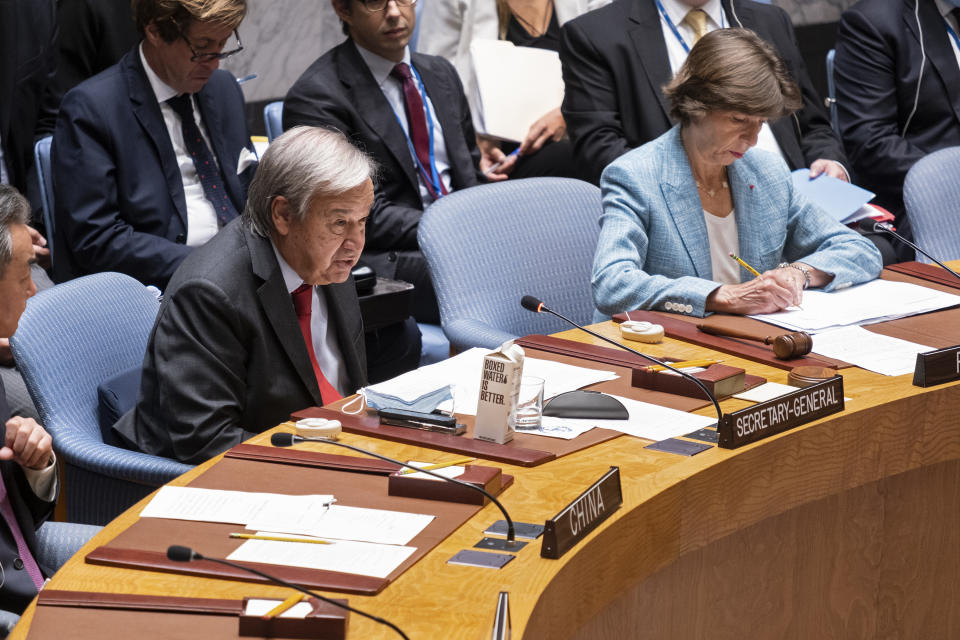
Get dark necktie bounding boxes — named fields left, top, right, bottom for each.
left=291, top=284, right=342, bottom=405
left=389, top=62, right=447, bottom=199
left=0, top=471, right=45, bottom=591
left=166, top=94, right=239, bottom=226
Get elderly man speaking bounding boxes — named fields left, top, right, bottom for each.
left=114, top=127, right=374, bottom=464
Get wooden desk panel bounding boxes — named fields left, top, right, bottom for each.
left=11, top=306, right=960, bottom=639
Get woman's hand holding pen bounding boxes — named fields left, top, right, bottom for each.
left=705, top=270, right=802, bottom=315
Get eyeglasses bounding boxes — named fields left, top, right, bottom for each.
left=179, top=29, right=244, bottom=62
left=359, top=0, right=417, bottom=13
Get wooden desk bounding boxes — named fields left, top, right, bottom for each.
left=11, top=319, right=960, bottom=638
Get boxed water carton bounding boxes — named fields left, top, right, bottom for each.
left=473, top=341, right=525, bottom=444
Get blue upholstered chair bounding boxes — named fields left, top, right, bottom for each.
left=825, top=49, right=839, bottom=135
left=264, top=101, right=284, bottom=142
left=33, top=136, right=55, bottom=263
left=10, top=273, right=192, bottom=525
left=903, top=146, right=960, bottom=264
left=418, top=177, right=603, bottom=351
left=0, top=522, right=102, bottom=634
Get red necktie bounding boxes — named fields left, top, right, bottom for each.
left=390, top=62, right=447, bottom=199
left=291, top=284, right=342, bottom=405
left=0, top=471, right=45, bottom=591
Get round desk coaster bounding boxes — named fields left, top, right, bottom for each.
left=788, top=366, right=838, bottom=388
left=295, top=417, right=342, bottom=440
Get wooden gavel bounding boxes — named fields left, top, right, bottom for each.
left=696, top=324, right=813, bottom=359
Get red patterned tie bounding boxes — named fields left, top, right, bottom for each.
left=291, top=284, right=342, bottom=405
left=0, top=471, right=45, bottom=591
left=390, top=62, right=447, bottom=199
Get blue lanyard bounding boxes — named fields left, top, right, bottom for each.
left=655, top=0, right=725, bottom=54
left=946, top=18, right=960, bottom=52
left=390, top=64, right=445, bottom=200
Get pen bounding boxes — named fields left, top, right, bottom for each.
left=236, top=74, right=257, bottom=84
left=728, top=252, right=762, bottom=277
left=485, top=147, right=520, bottom=175
left=399, top=456, right=476, bottom=475
left=262, top=593, right=302, bottom=619
left=645, top=359, right=718, bottom=372
left=230, top=533, right=332, bottom=544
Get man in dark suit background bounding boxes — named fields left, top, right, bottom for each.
left=559, top=0, right=847, bottom=186
left=52, top=0, right=254, bottom=290
left=114, top=127, right=372, bottom=465
left=0, top=186, right=57, bottom=615
left=835, top=0, right=960, bottom=222
left=283, top=0, right=510, bottom=324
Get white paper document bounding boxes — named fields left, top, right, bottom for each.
left=470, top=39, right=564, bottom=142
left=228, top=534, right=416, bottom=579
left=750, top=280, right=960, bottom=333
left=810, top=326, right=934, bottom=376
left=139, top=486, right=334, bottom=525
left=248, top=504, right=434, bottom=546
left=734, top=382, right=800, bottom=403
left=541, top=394, right=715, bottom=442
left=364, top=348, right=618, bottom=416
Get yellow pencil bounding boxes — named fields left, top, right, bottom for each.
left=646, top=359, right=718, bottom=372
left=229, top=533, right=331, bottom=545
left=262, top=593, right=302, bottom=619
left=399, top=456, right=476, bottom=475
left=728, top=252, right=762, bottom=277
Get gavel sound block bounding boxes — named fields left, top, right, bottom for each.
left=696, top=324, right=813, bottom=360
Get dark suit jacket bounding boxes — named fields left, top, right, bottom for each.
left=113, top=219, right=368, bottom=465
left=0, top=379, right=55, bottom=614
left=282, top=39, right=484, bottom=289
left=835, top=0, right=960, bottom=217
left=560, top=0, right=846, bottom=184
left=37, top=0, right=140, bottom=137
left=52, top=46, right=254, bottom=289
left=0, top=0, right=57, bottom=211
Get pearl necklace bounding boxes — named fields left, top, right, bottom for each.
left=695, top=180, right=729, bottom=198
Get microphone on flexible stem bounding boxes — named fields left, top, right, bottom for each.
left=270, top=432, right=518, bottom=545
left=858, top=219, right=960, bottom=283
left=166, top=545, right=409, bottom=640
left=520, top=295, right=723, bottom=425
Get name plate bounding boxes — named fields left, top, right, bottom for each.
left=541, top=466, right=621, bottom=560
left=913, top=345, right=960, bottom=387
left=718, top=376, right=844, bottom=450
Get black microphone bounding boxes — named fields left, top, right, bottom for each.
left=166, top=545, right=409, bottom=640
left=520, top=295, right=723, bottom=425
left=858, top=219, right=960, bottom=283
left=270, top=432, right=518, bottom=545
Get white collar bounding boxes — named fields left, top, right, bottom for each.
left=270, top=240, right=308, bottom=294
left=353, top=40, right=412, bottom=89
left=139, top=42, right=180, bottom=104
left=659, top=0, right=725, bottom=30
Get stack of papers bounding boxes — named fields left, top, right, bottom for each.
left=538, top=394, right=716, bottom=441
left=750, top=280, right=960, bottom=333
left=140, top=486, right=432, bottom=578
left=810, top=326, right=934, bottom=376
left=364, top=347, right=618, bottom=416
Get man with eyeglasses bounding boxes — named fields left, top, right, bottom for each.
left=52, top=0, right=255, bottom=289
left=284, top=0, right=507, bottom=325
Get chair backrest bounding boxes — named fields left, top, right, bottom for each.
left=10, top=273, right=160, bottom=446
left=418, top=177, right=602, bottom=350
left=33, top=136, right=55, bottom=261
left=903, top=146, right=960, bottom=264
left=264, top=101, right=284, bottom=142
left=825, top=49, right=839, bottom=135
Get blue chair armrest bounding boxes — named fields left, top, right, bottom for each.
left=52, top=431, right=193, bottom=486
left=443, top=318, right=519, bottom=352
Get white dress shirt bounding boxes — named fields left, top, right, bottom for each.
left=659, top=0, right=786, bottom=161
left=354, top=42, right=453, bottom=205
left=140, top=44, right=220, bottom=247
left=271, top=243, right=347, bottom=396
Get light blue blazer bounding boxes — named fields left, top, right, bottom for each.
left=592, top=126, right=882, bottom=319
